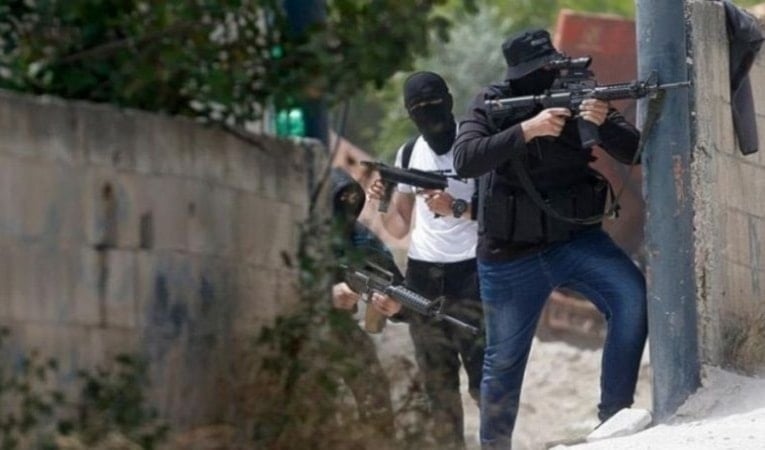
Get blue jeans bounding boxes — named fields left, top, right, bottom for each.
left=477, top=229, right=647, bottom=449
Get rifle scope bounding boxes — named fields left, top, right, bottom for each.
left=547, top=56, right=592, bottom=71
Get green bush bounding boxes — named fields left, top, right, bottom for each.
left=0, top=0, right=473, bottom=126
left=0, top=328, right=167, bottom=450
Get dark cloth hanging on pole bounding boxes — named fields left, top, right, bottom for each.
left=720, top=0, right=764, bottom=155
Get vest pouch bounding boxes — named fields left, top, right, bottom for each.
left=482, top=194, right=515, bottom=241
left=543, top=188, right=577, bottom=242
left=573, top=176, right=609, bottom=219
left=511, top=192, right=545, bottom=243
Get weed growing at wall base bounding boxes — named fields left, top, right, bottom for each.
left=0, top=328, right=168, bottom=450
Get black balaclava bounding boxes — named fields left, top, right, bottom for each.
left=331, top=168, right=365, bottom=234
left=404, top=71, right=456, bottom=155
left=509, top=67, right=559, bottom=95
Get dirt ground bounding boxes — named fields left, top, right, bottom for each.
left=372, top=320, right=652, bottom=450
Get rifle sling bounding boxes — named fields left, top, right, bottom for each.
left=508, top=91, right=667, bottom=226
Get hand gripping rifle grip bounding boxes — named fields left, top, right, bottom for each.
left=378, top=181, right=396, bottom=213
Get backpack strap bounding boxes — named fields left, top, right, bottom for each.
left=401, top=135, right=418, bottom=169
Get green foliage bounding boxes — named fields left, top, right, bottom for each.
left=68, top=355, right=168, bottom=449
left=370, top=4, right=512, bottom=161
left=0, top=0, right=475, bottom=126
left=0, top=0, right=282, bottom=124
left=253, top=212, right=431, bottom=448
left=0, top=328, right=166, bottom=450
left=253, top=216, right=356, bottom=447
left=0, top=328, right=64, bottom=450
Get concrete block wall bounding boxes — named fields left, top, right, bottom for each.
left=690, top=1, right=765, bottom=373
left=0, top=89, right=316, bottom=427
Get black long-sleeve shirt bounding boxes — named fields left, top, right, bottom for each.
left=453, top=84, right=640, bottom=261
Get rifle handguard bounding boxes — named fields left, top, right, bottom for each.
left=384, top=285, right=435, bottom=316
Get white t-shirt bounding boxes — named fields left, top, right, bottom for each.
left=394, top=135, right=477, bottom=263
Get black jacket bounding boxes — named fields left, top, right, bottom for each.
left=453, top=83, right=640, bottom=261
left=721, top=0, right=763, bottom=155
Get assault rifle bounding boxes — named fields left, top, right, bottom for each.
left=485, top=56, right=690, bottom=148
left=361, top=161, right=449, bottom=213
left=343, top=260, right=479, bottom=335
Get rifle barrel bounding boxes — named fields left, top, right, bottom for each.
left=657, top=80, right=691, bottom=89
left=439, top=314, right=480, bottom=335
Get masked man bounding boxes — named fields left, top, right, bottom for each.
left=330, top=167, right=397, bottom=444
left=453, top=29, right=648, bottom=449
left=368, top=71, right=484, bottom=449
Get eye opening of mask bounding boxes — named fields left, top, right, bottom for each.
left=407, top=97, right=444, bottom=115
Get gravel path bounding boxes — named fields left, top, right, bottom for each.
left=373, top=320, right=652, bottom=450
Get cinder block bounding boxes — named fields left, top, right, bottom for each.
left=104, top=250, right=138, bottom=329
left=749, top=65, right=765, bottom=125
left=136, top=252, right=236, bottom=345
left=236, top=195, right=268, bottom=266
left=232, top=265, right=278, bottom=335
left=8, top=242, right=74, bottom=324
left=68, top=247, right=102, bottom=326
left=722, top=208, right=753, bottom=267
left=717, top=155, right=761, bottom=215
left=723, top=259, right=759, bottom=312
left=273, top=141, right=311, bottom=207
left=0, top=92, right=82, bottom=164
left=77, top=103, right=137, bottom=170
left=750, top=215, right=765, bottom=273
left=0, top=240, right=11, bottom=320
left=188, top=124, right=230, bottom=182
left=257, top=152, right=282, bottom=199
left=221, top=141, right=260, bottom=193
left=0, top=158, right=86, bottom=245
left=0, top=155, right=25, bottom=237
left=746, top=112, right=765, bottom=167
left=46, top=167, right=88, bottom=246
left=189, top=257, right=238, bottom=342
left=237, top=195, right=296, bottom=267
left=83, top=168, right=144, bottom=249
left=134, top=177, right=192, bottom=252
left=0, top=243, right=100, bottom=326
left=133, top=113, right=193, bottom=176
left=187, top=184, right=237, bottom=257
left=135, top=251, right=194, bottom=332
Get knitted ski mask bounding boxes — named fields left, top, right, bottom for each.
left=509, top=67, right=559, bottom=95
left=404, top=72, right=456, bottom=155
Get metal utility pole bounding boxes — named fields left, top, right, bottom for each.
left=636, top=0, right=701, bottom=421
left=283, top=0, right=329, bottom=146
